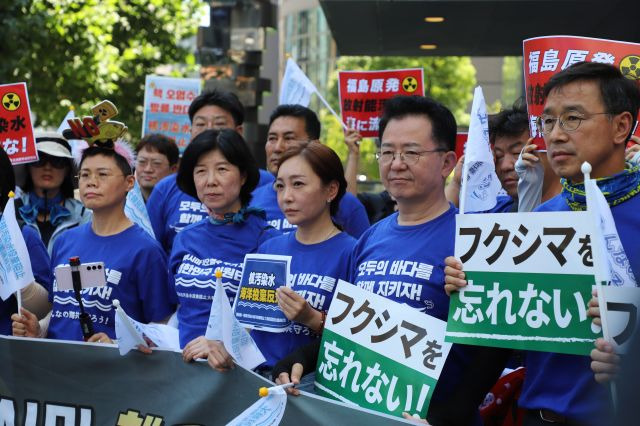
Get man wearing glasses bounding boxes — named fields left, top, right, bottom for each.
left=446, top=62, right=640, bottom=425
left=134, top=133, right=179, bottom=202
left=348, top=95, right=486, bottom=424
left=250, top=104, right=369, bottom=238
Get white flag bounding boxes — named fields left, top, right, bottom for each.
left=205, top=270, right=265, bottom=370
left=279, top=59, right=318, bottom=106
left=227, top=385, right=287, bottom=426
left=0, top=195, right=35, bottom=300
left=114, top=299, right=180, bottom=355
left=125, top=181, right=155, bottom=238
left=585, top=177, right=637, bottom=287
left=460, top=86, right=502, bottom=213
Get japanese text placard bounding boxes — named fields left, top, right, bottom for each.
left=446, top=211, right=602, bottom=355
left=338, top=69, right=424, bottom=137
left=0, top=83, right=37, bottom=165
left=523, top=36, right=640, bottom=149
left=316, top=280, right=452, bottom=418
left=232, top=254, right=291, bottom=332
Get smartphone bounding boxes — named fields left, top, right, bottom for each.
left=54, top=262, right=107, bottom=291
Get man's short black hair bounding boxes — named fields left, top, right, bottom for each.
left=268, top=105, right=321, bottom=140
left=544, top=61, right=640, bottom=142
left=177, top=129, right=258, bottom=207
left=188, top=90, right=245, bottom=126
left=379, top=95, right=457, bottom=152
left=489, top=98, right=530, bottom=144
left=136, top=133, right=179, bottom=166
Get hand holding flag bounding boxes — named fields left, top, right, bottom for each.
left=0, top=192, right=35, bottom=308
left=205, top=269, right=266, bottom=370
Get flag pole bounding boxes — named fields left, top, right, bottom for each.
left=582, top=161, right=618, bottom=410
left=15, top=288, right=22, bottom=316
left=459, top=159, right=469, bottom=214
left=315, top=90, right=347, bottom=130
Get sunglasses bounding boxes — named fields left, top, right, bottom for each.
left=31, top=154, right=69, bottom=169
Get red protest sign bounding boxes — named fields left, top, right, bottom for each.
left=523, top=36, right=640, bottom=149
left=338, top=68, right=424, bottom=138
left=455, top=132, right=467, bottom=159
left=0, top=83, right=37, bottom=165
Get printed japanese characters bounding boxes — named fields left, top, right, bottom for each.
left=233, top=254, right=292, bottom=332
left=0, top=82, right=37, bottom=164
left=523, top=35, right=640, bottom=147
left=316, top=281, right=452, bottom=418
left=446, top=212, right=602, bottom=355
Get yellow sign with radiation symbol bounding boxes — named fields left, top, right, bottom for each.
left=402, top=76, right=419, bottom=93
left=620, top=55, right=640, bottom=80
left=2, top=92, right=21, bottom=111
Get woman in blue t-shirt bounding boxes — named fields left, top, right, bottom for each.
left=173, top=129, right=279, bottom=365
left=247, top=142, right=356, bottom=382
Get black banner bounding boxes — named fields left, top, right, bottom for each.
left=0, top=336, right=407, bottom=425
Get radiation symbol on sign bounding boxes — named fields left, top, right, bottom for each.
left=402, top=76, right=418, bottom=93
left=2, top=93, right=21, bottom=111
left=620, top=55, right=640, bottom=81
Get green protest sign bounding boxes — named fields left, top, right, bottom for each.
left=446, top=212, right=602, bottom=355
left=315, top=280, right=452, bottom=418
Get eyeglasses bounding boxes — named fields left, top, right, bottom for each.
left=75, top=171, right=125, bottom=183
left=136, top=158, right=169, bottom=170
left=31, top=154, right=68, bottom=169
left=536, top=111, right=609, bottom=135
left=375, top=149, right=446, bottom=165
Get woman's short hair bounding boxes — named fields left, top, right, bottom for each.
left=277, top=142, right=347, bottom=217
left=177, top=129, right=259, bottom=207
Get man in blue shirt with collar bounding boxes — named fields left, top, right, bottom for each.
left=446, top=61, right=640, bottom=426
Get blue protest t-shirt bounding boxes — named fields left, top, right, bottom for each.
left=170, top=214, right=280, bottom=348
left=251, top=231, right=356, bottom=367
left=47, top=223, right=175, bottom=341
left=250, top=184, right=370, bottom=238
left=258, top=169, right=274, bottom=188
left=470, top=195, right=515, bottom=213
left=349, top=203, right=475, bottom=406
left=350, top=207, right=456, bottom=317
left=146, top=174, right=208, bottom=254
left=519, top=193, right=640, bottom=424
left=0, top=226, right=52, bottom=335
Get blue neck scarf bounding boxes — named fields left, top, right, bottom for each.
left=19, top=192, right=71, bottom=227
left=208, top=206, right=266, bottom=226
left=561, top=163, right=640, bottom=211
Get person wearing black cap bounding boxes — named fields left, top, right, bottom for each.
left=17, top=131, right=91, bottom=253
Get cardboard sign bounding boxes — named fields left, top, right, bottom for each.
left=142, top=76, right=201, bottom=154
left=0, top=83, right=37, bottom=165
left=316, top=280, right=452, bottom=418
left=233, top=254, right=291, bottom=332
left=523, top=35, right=640, bottom=149
left=446, top=211, right=602, bottom=355
left=338, top=69, right=424, bottom=137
